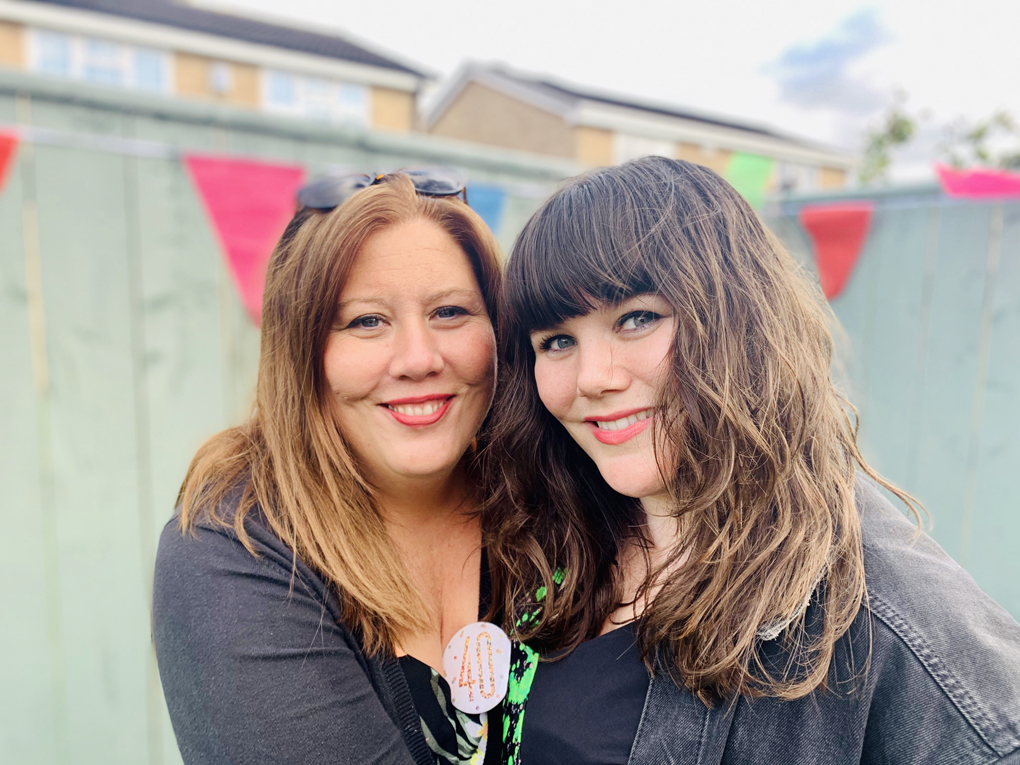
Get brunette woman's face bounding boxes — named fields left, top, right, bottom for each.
left=324, top=218, right=495, bottom=488
left=530, top=294, right=674, bottom=500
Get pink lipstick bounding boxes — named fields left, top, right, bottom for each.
left=585, top=407, right=655, bottom=445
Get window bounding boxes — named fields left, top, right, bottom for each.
left=335, top=84, right=368, bottom=126
left=776, top=162, right=818, bottom=193
left=208, top=62, right=233, bottom=96
left=613, top=133, right=675, bottom=164
left=29, top=29, right=171, bottom=95
left=267, top=71, right=297, bottom=108
left=304, top=78, right=331, bottom=120
left=133, top=48, right=167, bottom=93
left=82, top=38, right=124, bottom=86
left=34, top=30, right=72, bottom=77
left=263, top=69, right=368, bottom=126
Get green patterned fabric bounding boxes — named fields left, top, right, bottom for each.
left=417, top=665, right=488, bottom=765
left=502, top=569, right=565, bottom=764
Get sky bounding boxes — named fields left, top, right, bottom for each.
left=206, top=0, right=1020, bottom=181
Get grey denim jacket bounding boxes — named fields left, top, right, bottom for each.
left=626, top=477, right=1020, bottom=764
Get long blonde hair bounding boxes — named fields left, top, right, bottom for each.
left=485, top=157, right=919, bottom=701
left=178, top=175, right=503, bottom=654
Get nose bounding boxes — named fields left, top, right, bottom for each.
left=389, top=318, right=444, bottom=380
left=575, top=337, right=625, bottom=398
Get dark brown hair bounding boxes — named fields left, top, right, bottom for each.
left=178, top=174, right=502, bottom=654
left=485, top=156, right=918, bottom=700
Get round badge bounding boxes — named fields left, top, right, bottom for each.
left=442, top=621, right=511, bottom=714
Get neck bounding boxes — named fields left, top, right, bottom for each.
left=374, top=463, right=473, bottom=530
left=639, top=492, right=680, bottom=553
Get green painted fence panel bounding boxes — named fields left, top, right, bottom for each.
left=0, top=120, right=62, bottom=765
left=32, top=137, right=153, bottom=763
left=966, top=204, right=1020, bottom=615
left=771, top=190, right=1020, bottom=620
left=853, top=206, right=933, bottom=488
left=909, top=204, right=992, bottom=561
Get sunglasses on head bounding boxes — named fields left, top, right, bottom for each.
left=296, top=167, right=468, bottom=211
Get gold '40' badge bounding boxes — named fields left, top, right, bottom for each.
left=442, top=622, right=511, bottom=714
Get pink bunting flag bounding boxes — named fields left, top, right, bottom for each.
left=798, top=202, right=874, bottom=301
left=185, top=154, right=305, bottom=325
left=936, top=164, right=1020, bottom=198
left=0, top=132, right=19, bottom=195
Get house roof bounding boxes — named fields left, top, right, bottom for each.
left=531, top=76, right=783, bottom=140
left=31, top=0, right=428, bottom=76
left=428, top=63, right=846, bottom=157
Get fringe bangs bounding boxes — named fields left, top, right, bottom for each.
left=504, top=178, right=659, bottom=334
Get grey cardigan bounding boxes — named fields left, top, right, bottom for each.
left=153, top=503, right=436, bottom=765
left=626, top=478, right=1020, bottom=764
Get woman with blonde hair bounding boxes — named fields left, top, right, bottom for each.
left=486, top=156, right=1020, bottom=764
left=154, top=171, right=503, bottom=765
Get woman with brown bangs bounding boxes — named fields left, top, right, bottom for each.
left=485, top=156, right=1020, bottom=764
left=154, top=172, right=505, bottom=765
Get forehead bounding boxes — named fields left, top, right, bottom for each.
left=341, top=219, right=479, bottom=299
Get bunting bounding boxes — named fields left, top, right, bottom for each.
left=0, top=132, right=19, bottom=195
left=725, top=152, right=774, bottom=209
left=184, top=155, right=305, bottom=325
left=937, top=164, right=1020, bottom=198
left=467, top=184, right=507, bottom=236
left=798, top=202, right=874, bottom=300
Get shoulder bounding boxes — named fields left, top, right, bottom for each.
left=154, top=486, right=337, bottom=625
left=855, top=475, right=1020, bottom=759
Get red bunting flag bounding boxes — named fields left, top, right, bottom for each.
left=798, top=202, right=874, bottom=301
left=0, top=132, right=19, bottom=195
left=185, top=154, right=305, bottom=325
left=936, top=164, right=1020, bottom=198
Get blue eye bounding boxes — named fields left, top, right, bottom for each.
left=540, top=335, right=575, bottom=352
left=434, top=305, right=467, bottom=320
left=619, top=311, right=659, bottom=331
left=348, top=314, right=383, bottom=329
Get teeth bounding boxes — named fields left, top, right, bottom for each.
left=388, top=400, right=444, bottom=416
left=596, top=409, right=653, bottom=431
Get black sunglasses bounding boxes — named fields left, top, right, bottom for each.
left=296, top=167, right=468, bottom=211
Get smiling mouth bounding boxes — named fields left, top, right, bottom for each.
left=590, top=408, right=654, bottom=432
left=586, top=408, right=655, bottom=445
left=381, top=396, right=454, bottom=427
left=386, top=400, right=446, bottom=417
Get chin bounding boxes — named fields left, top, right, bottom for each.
left=386, top=450, right=465, bottom=481
left=597, top=463, right=667, bottom=501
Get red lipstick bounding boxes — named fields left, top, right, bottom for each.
left=380, top=395, right=453, bottom=427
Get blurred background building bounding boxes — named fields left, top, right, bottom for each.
left=0, top=0, right=426, bottom=130
left=427, top=62, right=854, bottom=195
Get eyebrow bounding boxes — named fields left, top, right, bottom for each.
left=525, top=292, right=664, bottom=334
left=338, top=288, right=481, bottom=313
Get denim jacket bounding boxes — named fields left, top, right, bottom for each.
left=626, top=477, right=1020, bottom=764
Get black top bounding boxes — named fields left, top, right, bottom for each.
left=400, top=656, right=502, bottom=765
left=521, top=622, right=649, bottom=765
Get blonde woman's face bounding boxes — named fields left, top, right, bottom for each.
left=324, top=219, right=495, bottom=489
left=530, top=294, right=674, bottom=500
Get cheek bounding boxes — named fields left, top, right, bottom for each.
left=533, top=358, right=576, bottom=418
left=445, top=324, right=497, bottom=390
left=636, top=319, right=675, bottom=390
left=323, top=335, right=382, bottom=400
